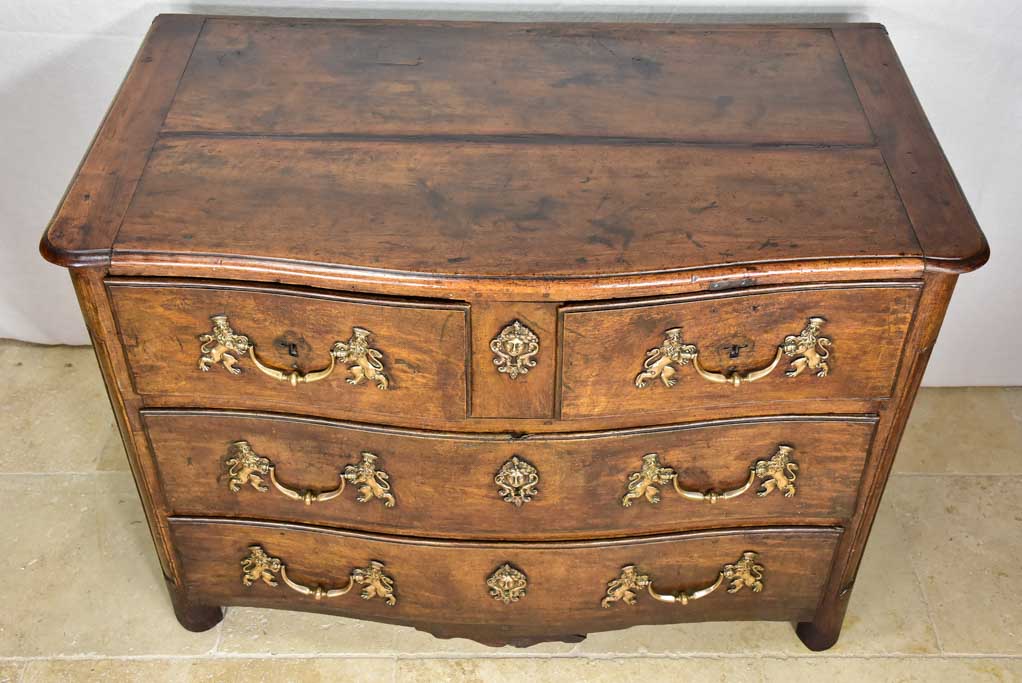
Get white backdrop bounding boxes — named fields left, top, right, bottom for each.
left=1, top=1, right=1018, bottom=385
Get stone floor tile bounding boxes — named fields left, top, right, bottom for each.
left=17, top=656, right=1022, bottom=683
left=761, top=657, right=1022, bottom=682
left=20, top=660, right=194, bottom=683
left=825, top=487, right=941, bottom=655
left=576, top=619, right=801, bottom=656
left=0, top=662, right=23, bottom=683
left=0, top=342, right=114, bottom=473
left=218, top=607, right=399, bottom=655
left=894, top=387, right=1022, bottom=474
left=20, top=657, right=396, bottom=683
left=0, top=473, right=219, bottom=656
left=888, top=475, right=1022, bottom=654
left=396, top=657, right=766, bottom=683
left=94, top=421, right=129, bottom=472
left=1005, top=387, right=1022, bottom=425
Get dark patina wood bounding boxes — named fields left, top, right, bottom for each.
left=560, top=283, right=919, bottom=419
left=112, top=139, right=918, bottom=283
left=471, top=303, right=558, bottom=419
left=108, top=279, right=470, bottom=423
left=164, top=21, right=874, bottom=141
left=40, top=16, right=987, bottom=650
left=145, top=410, right=875, bottom=539
left=172, top=518, right=840, bottom=639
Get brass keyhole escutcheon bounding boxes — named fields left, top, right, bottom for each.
left=494, top=456, right=539, bottom=506
left=490, top=320, right=540, bottom=380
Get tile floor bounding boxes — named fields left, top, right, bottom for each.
left=0, top=340, right=1020, bottom=682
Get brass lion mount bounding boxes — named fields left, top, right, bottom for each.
left=621, top=445, right=799, bottom=507
left=225, top=440, right=395, bottom=507
left=603, top=552, right=765, bottom=607
left=198, top=314, right=390, bottom=389
left=635, top=317, right=832, bottom=388
left=241, top=544, right=396, bottom=604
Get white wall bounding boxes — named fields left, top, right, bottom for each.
left=1, top=1, right=1018, bottom=385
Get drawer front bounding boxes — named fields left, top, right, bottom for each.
left=109, top=281, right=469, bottom=422
left=146, top=410, right=874, bottom=539
left=560, top=284, right=919, bottom=419
left=172, top=519, right=840, bottom=635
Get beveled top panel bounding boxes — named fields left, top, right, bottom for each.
left=164, top=19, right=873, bottom=143
left=41, top=16, right=988, bottom=295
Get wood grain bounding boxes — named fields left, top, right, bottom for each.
left=146, top=410, right=874, bottom=539
left=560, top=283, right=919, bottom=419
left=68, top=269, right=180, bottom=582
left=114, top=138, right=919, bottom=280
left=108, top=253, right=926, bottom=304
left=108, top=280, right=470, bottom=423
left=41, top=18, right=987, bottom=286
left=172, top=518, right=840, bottom=637
left=471, top=303, right=558, bottom=418
left=165, top=19, right=872, bottom=142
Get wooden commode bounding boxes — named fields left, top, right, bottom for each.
left=41, top=15, right=988, bottom=649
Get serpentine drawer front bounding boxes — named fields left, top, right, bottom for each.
left=144, top=410, right=876, bottom=539
left=108, top=280, right=470, bottom=423
left=170, top=519, right=840, bottom=640
left=560, top=284, right=919, bottom=420
left=41, top=17, right=987, bottom=650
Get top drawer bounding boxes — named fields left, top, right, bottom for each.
left=560, top=284, right=919, bottom=420
left=108, top=281, right=469, bottom=423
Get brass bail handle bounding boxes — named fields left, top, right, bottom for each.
left=620, top=446, right=799, bottom=508
left=634, top=317, right=832, bottom=389
left=241, top=545, right=396, bottom=605
left=248, top=346, right=336, bottom=386
left=648, top=570, right=724, bottom=605
left=694, top=347, right=783, bottom=387
left=601, top=552, right=765, bottom=608
left=225, top=441, right=396, bottom=508
left=198, top=315, right=390, bottom=389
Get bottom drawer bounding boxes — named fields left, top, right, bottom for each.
left=171, top=519, right=839, bottom=639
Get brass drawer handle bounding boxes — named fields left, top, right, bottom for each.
left=198, top=315, right=390, bottom=389
left=634, top=317, right=831, bottom=388
left=225, top=441, right=396, bottom=507
left=621, top=446, right=798, bottom=507
left=247, top=345, right=338, bottom=386
left=602, top=551, right=764, bottom=607
left=241, top=545, right=396, bottom=604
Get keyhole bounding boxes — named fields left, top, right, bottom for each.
left=728, top=344, right=747, bottom=359
left=287, top=343, right=299, bottom=357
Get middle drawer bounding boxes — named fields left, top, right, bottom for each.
left=145, top=410, right=875, bottom=540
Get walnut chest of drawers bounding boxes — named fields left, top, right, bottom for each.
left=41, top=15, right=988, bottom=650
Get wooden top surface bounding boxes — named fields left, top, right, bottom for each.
left=42, top=16, right=988, bottom=297
left=165, top=20, right=873, bottom=143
